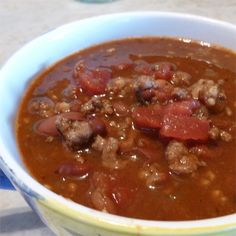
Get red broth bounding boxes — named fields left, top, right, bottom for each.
left=16, top=37, right=236, bottom=220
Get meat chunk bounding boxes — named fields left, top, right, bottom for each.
left=92, top=136, right=126, bottom=169
left=190, top=79, right=226, bottom=112
left=133, top=75, right=155, bottom=91
left=208, top=126, right=220, bottom=140
left=54, top=101, right=70, bottom=113
left=81, top=96, right=113, bottom=115
left=92, top=135, right=106, bottom=152
left=220, top=130, right=232, bottom=142
left=28, top=97, right=55, bottom=117
left=193, top=105, right=209, bottom=120
left=106, top=76, right=132, bottom=94
left=56, top=116, right=93, bottom=150
left=134, top=75, right=173, bottom=104
left=139, top=163, right=168, bottom=189
left=208, top=125, right=232, bottom=142
left=165, top=141, right=205, bottom=175
left=80, top=96, right=102, bottom=114
left=102, top=99, right=113, bottom=115
left=171, top=87, right=190, bottom=100
left=171, top=71, right=191, bottom=86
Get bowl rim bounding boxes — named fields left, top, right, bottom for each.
left=0, top=11, right=236, bottom=234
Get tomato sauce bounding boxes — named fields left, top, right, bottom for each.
left=16, top=37, right=236, bottom=220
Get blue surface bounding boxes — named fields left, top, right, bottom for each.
left=0, top=169, right=15, bottom=190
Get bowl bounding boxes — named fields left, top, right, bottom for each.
left=0, top=11, right=236, bottom=236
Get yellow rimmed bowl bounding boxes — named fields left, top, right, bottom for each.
left=0, top=12, right=236, bottom=236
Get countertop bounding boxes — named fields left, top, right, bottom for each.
left=0, top=0, right=236, bottom=235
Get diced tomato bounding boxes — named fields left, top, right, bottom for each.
left=55, top=162, right=90, bottom=177
left=164, top=100, right=200, bottom=116
left=77, top=67, right=112, bottom=95
left=160, top=114, right=209, bottom=141
left=132, top=105, right=163, bottom=130
left=133, top=100, right=209, bottom=141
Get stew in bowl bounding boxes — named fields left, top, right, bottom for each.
left=16, top=37, right=236, bottom=221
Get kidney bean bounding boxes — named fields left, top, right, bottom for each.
left=88, top=117, right=107, bottom=135
left=35, top=112, right=84, bottom=136
left=55, top=162, right=90, bottom=177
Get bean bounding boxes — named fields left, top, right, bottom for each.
left=35, top=112, right=84, bottom=136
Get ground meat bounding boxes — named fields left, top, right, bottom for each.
left=171, top=87, right=190, bottom=100
left=193, top=105, right=209, bottom=120
left=134, top=75, right=173, bottom=104
left=220, top=130, right=232, bottom=142
left=54, top=101, right=70, bottom=114
left=81, top=96, right=113, bottom=115
left=208, top=125, right=232, bottom=142
left=165, top=141, right=204, bottom=175
left=80, top=96, right=103, bottom=114
left=92, top=136, right=126, bottom=169
left=106, top=76, right=131, bottom=94
left=133, top=75, right=155, bottom=91
left=28, top=97, right=55, bottom=117
left=56, top=116, right=93, bottom=150
left=92, top=135, right=106, bottom=152
left=190, top=79, right=226, bottom=112
left=209, top=126, right=220, bottom=140
left=139, top=163, right=168, bottom=189
left=102, top=99, right=114, bottom=115
left=171, top=71, right=191, bottom=86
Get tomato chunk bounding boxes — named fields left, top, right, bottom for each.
left=164, top=100, right=200, bottom=116
left=160, top=114, right=209, bottom=141
left=73, top=61, right=110, bottom=94
left=77, top=67, right=112, bottom=95
left=132, top=105, right=163, bottom=130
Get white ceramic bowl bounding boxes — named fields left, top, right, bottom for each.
left=0, top=12, right=236, bottom=236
